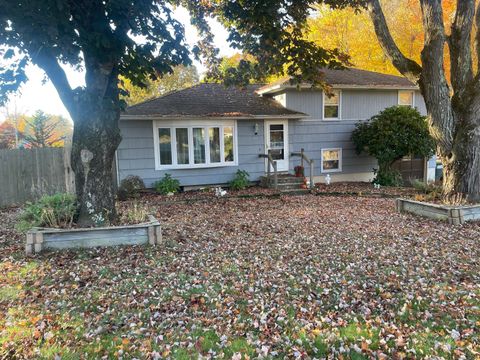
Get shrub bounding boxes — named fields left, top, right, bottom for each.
left=154, top=173, right=180, bottom=195
left=16, top=193, right=76, bottom=232
left=412, top=179, right=444, bottom=202
left=352, top=106, right=436, bottom=186
left=373, top=167, right=403, bottom=187
left=412, top=179, right=438, bottom=193
left=229, top=170, right=250, bottom=190
left=117, top=175, right=145, bottom=200
left=119, top=202, right=150, bottom=224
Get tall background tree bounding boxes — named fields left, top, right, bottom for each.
left=0, top=0, right=346, bottom=225
left=0, top=111, right=71, bottom=149
left=307, top=1, right=458, bottom=78
left=23, top=110, right=71, bottom=148
left=0, top=121, right=18, bottom=149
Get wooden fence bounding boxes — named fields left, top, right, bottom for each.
left=0, top=147, right=116, bottom=207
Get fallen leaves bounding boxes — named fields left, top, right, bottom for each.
left=0, top=191, right=479, bottom=358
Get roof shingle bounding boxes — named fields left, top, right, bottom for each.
left=258, top=68, right=416, bottom=94
left=122, top=83, right=306, bottom=118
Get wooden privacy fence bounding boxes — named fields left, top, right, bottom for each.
left=0, top=147, right=75, bottom=207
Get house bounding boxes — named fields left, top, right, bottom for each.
left=117, top=68, right=435, bottom=188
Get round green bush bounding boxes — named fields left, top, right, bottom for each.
left=118, top=175, right=145, bottom=200
left=351, top=106, right=436, bottom=186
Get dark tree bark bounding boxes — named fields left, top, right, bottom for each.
left=367, top=0, right=480, bottom=202
left=34, top=50, right=121, bottom=226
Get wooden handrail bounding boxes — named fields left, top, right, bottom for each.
left=291, top=148, right=315, bottom=190
left=259, top=150, right=278, bottom=189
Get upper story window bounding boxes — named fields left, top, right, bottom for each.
left=323, top=90, right=341, bottom=120
left=398, top=90, right=415, bottom=107
left=154, top=120, right=237, bottom=170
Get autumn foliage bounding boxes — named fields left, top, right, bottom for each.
left=307, top=0, right=459, bottom=79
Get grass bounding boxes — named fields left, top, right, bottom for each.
left=0, top=194, right=479, bottom=358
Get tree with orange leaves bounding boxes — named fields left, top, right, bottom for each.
left=308, top=0, right=458, bottom=79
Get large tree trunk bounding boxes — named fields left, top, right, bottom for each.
left=71, top=105, right=121, bottom=226
left=70, top=63, right=122, bottom=226
left=439, top=117, right=480, bottom=202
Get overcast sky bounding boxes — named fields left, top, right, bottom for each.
left=0, top=7, right=236, bottom=123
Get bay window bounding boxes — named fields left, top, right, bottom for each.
left=154, top=120, right=237, bottom=170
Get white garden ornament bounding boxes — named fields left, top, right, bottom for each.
left=325, top=174, right=331, bottom=185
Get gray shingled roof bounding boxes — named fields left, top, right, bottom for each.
left=122, top=83, right=306, bottom=119
left=258, top=68, right=417, bottom=94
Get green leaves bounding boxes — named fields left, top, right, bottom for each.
left=351, top=105, right=436, bottom=185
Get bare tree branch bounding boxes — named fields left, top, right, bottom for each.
left=449, top=0, right=474, bottom=95
left=366, top=0, right=422, bottom=84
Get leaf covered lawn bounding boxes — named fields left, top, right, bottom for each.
left=0, top=194, right=479, bottom=359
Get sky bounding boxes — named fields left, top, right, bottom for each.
left=0, top=7, right=237, bottom=123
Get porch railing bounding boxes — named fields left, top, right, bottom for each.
left=259, top=150, right=278, bottom=190
left=291, top=148, right=315, bottom=190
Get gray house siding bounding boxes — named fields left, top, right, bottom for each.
left=282, top=89, right=426, bottom=120
left=281, top=89, right=427, bottom=178
left=118, top=87, right=429, bottom=187
left=288, top=120, right=377, bottom=177
left=118, top=119, right=267, bottom=187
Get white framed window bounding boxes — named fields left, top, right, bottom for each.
left=398, top=90, right=415, bottom=107
left=153, top=120, right=238, bottom=170
left=322, top=90, right=341, bottom=120
left=321, top=148, right=342, bottom=173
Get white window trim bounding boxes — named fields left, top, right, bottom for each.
left=153, top=120, right=238, bottom=170
left=398, top=90, right=415, bottom=107
left=321, top=148, right=343, bottom=173
left=322, top=90, right=342, bottom=121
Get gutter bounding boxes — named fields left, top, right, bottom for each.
left=120, top=114, right=309, bottom=121
left=256, top=84, right=419, bottom=95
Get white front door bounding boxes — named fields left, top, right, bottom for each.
left=264, top=120, right=289, bottom=172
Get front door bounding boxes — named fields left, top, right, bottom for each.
left=264, top=120, right=289, bottom=172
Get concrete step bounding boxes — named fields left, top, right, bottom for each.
left=280, top=189, right=311, bottom=195
left=260, top=175, right=305, bottom=186
left=276, top=183, right=306, bottom=190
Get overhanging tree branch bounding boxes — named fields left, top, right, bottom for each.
left=31, top=48, right=76, bottom=115
left=449, top=0, right=474, bottom=95
left=366, top=0, right=422, bottom=84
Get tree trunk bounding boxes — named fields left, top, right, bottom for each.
left=71, top=105, right=121, bottom=226
left=439, top=118, right=480, bottom=202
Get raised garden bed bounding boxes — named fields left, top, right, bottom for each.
left=25, top=215, right=161, bottom=255
left=396, top=198, right=480, bottom=224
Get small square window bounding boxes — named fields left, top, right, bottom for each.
left=321, top=148, right=342, bottom=173
left=398, top=91, right=414, bottom=107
